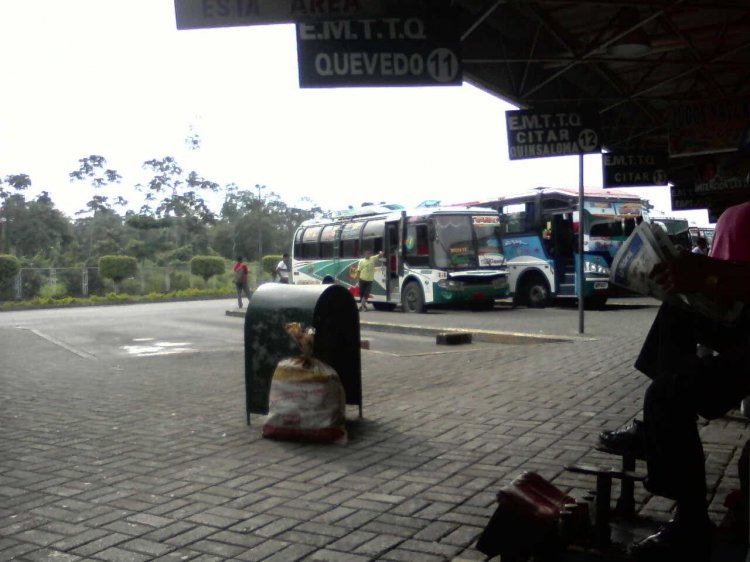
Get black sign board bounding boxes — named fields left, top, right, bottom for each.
left=669, top=97, right=750, bottom=157
left=506, top=108, right=601, bottom=160
left=602, top=151, right=668, bottom=187
left=671, top=151, right=750, bottom=210
left=296, top=10, right=461, bottom=87
left=671, top=182, right=709, bottom=211
left=173, top=0, right=444, bottom=30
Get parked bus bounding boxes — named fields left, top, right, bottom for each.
left=292, top=206, right=510, bottom=312
left=646, top=215, right=692, bottom=249
left=468, top=188, right=648, bottom=308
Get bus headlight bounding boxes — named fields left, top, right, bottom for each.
left=584, top=261, right=610, bottom=275
left=492, top=277, right=508, bottom=288
left=438, top=279, right=463, bottom=289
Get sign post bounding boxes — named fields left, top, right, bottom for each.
left=505, top=107, right=601, bottom=334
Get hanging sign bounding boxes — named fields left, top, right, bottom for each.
left=174, top=0, right=388, bottom=29
left=296, top=10, right=461, bottom=87
left=671, top=151, right=750, bottom=210
left=602, top=151, right=668, bottom=187
left=505, top=108, right=601, bottom=160
left=669, top=97, right=750, bottom=157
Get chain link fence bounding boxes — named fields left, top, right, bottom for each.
left=0, top=265, right=249, bottom=301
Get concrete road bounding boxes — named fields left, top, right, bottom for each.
left=0, top=296, right=660, bottom=362
left=0, top=299, right=243, bottom=362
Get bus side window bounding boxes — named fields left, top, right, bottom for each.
left=319, top=225, right=339, bottom=258
left=362, top=220, right=385, bottom=256
left=293, top=228, right=304, bottom=259
left=341, top=238, right=359, bottom=258
left=302, top=226, right=321, bottom=259
left=341, top=222, right=364, bottom=258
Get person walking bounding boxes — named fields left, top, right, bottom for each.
left=355, top=249, right=383, bottom=311
left=232, top=256, right=252, bottom=308
left=275, top=253, right=291, bottom=284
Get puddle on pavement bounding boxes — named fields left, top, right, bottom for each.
left=121, top=338, right=195, bottom=357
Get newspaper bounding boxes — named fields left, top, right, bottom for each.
left=610, top=221, right=744, bottom=325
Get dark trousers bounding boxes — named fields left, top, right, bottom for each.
left=635, top=303, right=749, bottom=506
left=358, top=280, right=373, bottom=303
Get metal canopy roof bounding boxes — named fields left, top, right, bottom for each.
left=457, top=0, right=750, bottom=154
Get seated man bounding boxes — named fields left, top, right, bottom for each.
left=600, top=200, right=750, bottom=561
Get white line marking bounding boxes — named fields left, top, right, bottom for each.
left=21, top=328, right=96, bottom=360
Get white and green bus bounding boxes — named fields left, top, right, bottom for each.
left=291, top=206, right=510, bottom=312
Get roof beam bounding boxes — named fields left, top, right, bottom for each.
left=521, top=0, right=684, bottom=98
left=600, top=37, right=750, bottom=112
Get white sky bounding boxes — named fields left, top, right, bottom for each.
left=0, top=0, right=709, bottom=225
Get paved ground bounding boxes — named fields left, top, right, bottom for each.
left=1, top=298, right=748, bottom=561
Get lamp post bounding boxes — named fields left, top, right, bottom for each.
left=0, top=217, right=6, bottom=253
left=256, top=184, right=266, bottom=264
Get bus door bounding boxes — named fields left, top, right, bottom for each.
left=384, top=220, right=401, bottom=301
left=551, top=213, right=575, bottom=289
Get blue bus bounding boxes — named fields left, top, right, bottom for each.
left=470, top=188, right=648, bottom=308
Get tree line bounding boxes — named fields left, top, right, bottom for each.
left=0, top=154, right=325, bottom=270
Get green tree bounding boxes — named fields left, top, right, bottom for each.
left=2, top=192, right=73, bottom=262
left=0, top=173, right=32, bottom=253
left=69, top=155, right=126, bottom=261
left=0, top=174, right=31, bottom=201
left=190, top=255, right=225, bottom=282
left=69, top=155, right=125, bottom=214
left=99, top=255, right=137, bottom=294
left=216, top=188, right=319, bottom=261
left=135, top=156, right=219, bottom=252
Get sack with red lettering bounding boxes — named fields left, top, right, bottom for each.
left=262, top=323, right=347, bottom=444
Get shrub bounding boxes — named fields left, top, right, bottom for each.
left=169, top=270, right=192, bottom=291
left=263, top=255, right=282, bottom=275
left=98, top=256, right=138, bottom=282
left=190, top=256, right=226, bottom=282
left=0, top=254, right=20, bottom=283
left=57, top=268, right=86, bottom=297
left=19, top=268, right=44, bottom=300
left=99, top=255, right=138, bottom=294
left=38, top=278, right=69, bottom=299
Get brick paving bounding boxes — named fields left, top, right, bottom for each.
left=1, top=303, right=748, bottom=561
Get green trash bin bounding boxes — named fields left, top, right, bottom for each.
left=244, top=283, right=362, bottom=424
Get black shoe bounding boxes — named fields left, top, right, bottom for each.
left=598, top=419, right=646, bottom=459
left=629, top=519, right=711, bottom=561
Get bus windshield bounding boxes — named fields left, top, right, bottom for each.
left=432, top=214, right=504, bottom=269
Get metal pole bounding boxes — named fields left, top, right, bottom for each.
left=578, top=154, right=585, bottom=334
left=256, top=184, right=266, bottom=263
left=0, top=217, right=7, bottom=253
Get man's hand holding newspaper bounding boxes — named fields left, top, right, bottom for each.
left=610, top=222, right=743, bottom=325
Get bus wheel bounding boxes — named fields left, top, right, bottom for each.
left=401, top=281, right=425, bottom=313
left=523, top=276, right=550, bottom=308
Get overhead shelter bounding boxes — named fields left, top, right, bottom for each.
left=453, top=0, right=750, bottom=216
left=175, top=0, right=750, bottom=215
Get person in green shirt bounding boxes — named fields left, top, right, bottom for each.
left=355, top=249, right=383, bottom=311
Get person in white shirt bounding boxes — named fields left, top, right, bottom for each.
left=691, top=237, right=708, bottom=255
left=275, top=254, right=291, bottom=284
